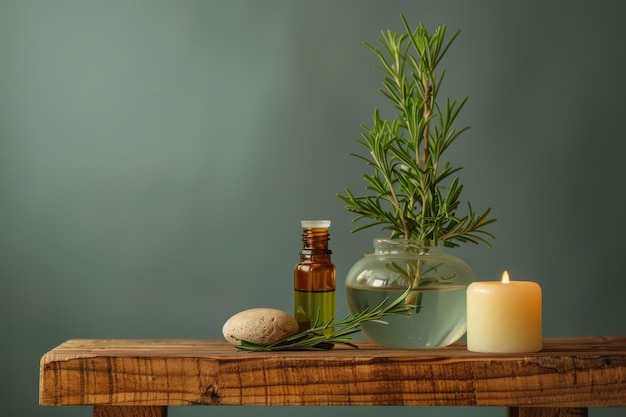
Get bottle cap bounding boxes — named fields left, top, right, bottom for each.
left=301, top=220, right=331, bottom=228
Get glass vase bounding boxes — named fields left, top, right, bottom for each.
left=345, top=239, right=475, bottom=348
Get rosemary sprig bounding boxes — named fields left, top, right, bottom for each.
left=336, top=14, right=496, bottom=247
left=235, top=288, right=414, bottom=352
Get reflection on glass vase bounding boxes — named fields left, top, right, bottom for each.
left=346, top=239, right=475, bottom=348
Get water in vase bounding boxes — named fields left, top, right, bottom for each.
left=346, top=284, right=467, bottom=348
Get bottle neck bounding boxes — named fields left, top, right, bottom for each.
left=300, top=227, right=332, bottom=259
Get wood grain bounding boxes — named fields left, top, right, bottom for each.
left=39, top=337, right=626, bottom=408
left=93, top=405, right=167, bottom=417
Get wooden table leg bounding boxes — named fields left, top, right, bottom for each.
left=507, top=408, right=588, bottom=417
left=93, top=406, right=168, bottom=417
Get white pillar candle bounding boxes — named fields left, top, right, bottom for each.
left=466, top=271, right=542, bottom=353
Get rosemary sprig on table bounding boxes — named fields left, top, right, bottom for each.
left=235, top=288, right=414, bottom=352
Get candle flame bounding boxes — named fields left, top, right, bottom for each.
left=502, top=270, right=510, bottom=284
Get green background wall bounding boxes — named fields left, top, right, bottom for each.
left=1, top=1, right=625, bottom=416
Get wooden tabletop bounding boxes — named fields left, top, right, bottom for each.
left=39, top=337, right=626, bottom=408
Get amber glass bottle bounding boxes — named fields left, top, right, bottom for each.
left=294, top=220, right=336, bottom=334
